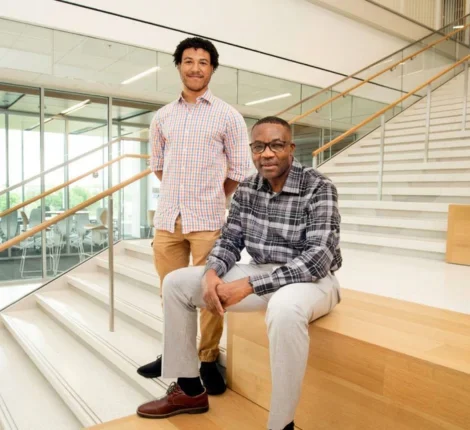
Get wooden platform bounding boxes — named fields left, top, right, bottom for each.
left=446, top=204, right=470, bottom=265
left=227, top=288, right=470, bottom=430
left=86, top=389, right=274, bottom=430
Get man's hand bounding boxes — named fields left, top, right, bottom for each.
left=202, top=269, right=225, bottom=316
left=216, top=277, right=253, bottom=309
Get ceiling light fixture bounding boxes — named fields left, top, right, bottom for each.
left=26, top=117, right=55, bottom=131
left=121, top=66, right=161, bottom=85
left=60, top=99, right=91, bottom=115
left=245, top=93, right=292, bottom=106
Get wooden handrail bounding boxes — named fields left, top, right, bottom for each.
left=0, top=130, right=149, bottom=197
left=0, top=154, right=149, bottom=219
left=312, top=54, right=470, bottom=157
left=0, top=168, right=152, bottom=253
left=281, top=24, right=470, bottom=124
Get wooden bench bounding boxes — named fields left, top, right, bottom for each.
left=227, top=289, right=470, bottom=430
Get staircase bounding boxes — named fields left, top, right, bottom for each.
left=320, top=72, right=470, bottom=260
left=0, top=240, right=170, bottom=429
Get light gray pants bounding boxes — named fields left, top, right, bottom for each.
left=162, top=263, right=341, bottom=430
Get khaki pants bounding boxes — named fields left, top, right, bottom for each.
left=153, top=216, right=222, bottom=362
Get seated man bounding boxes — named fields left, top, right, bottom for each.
left=137, top=116, right=342, bottom=430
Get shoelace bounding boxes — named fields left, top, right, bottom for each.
left=166, top=382, right=180, bottom=396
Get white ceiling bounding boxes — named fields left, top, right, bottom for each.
left=0, top=17, right=396, bottom=134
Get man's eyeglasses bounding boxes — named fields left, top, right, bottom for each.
left=249, top=140, right=288, bottom=154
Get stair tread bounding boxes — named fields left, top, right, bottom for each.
left=338, top=200, right=449, bottom=211
left=123, top=239, right=153, bottom=256
left=337, top=186, right=470, bottom=196
left=68, top=271, right=160, bottom=317
left=98, top=254, right=156, bottom=276
left=341, top=231, right=445, bottom=252
left=329, top=173, right=470, bottom=183
left=0, top=328, right=81, bottom=430
left=341, top=215, right=447, bottom=231
left=320, top=160, right=470, bottom=173
left=36, top=289, right=168, bottom=396
left=1, top=308, right=150, bottom=426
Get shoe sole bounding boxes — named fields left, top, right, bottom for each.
left=137, top=406, right=209, bottom=419
left=205, top=386, right=227, bottom=396
left=136, top=369, right=161, bottom=379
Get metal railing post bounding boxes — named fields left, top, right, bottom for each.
left=107, top=97, right=115, bottom=332
left=108, top=194, right=115, bottom=332
left=377, top=115, right=386, bottom=201
left=312, top=154, right=318, bottom=168
left=424, top=84, right=432, bottom=162
left=462, top=61, right=469, bottom=131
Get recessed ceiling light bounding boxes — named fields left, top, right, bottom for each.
left=60, top=99, right=91, bottom=115
left=245, top=93, right=292, bottom=106
left=121, top=66, right=161, bottom=85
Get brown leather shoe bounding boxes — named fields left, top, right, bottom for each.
left=137, top=382, right=209, bottom=419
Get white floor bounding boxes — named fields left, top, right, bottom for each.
left=337, top=248, right=470, bottom=315
left=0, top=283, right=41, bottom=309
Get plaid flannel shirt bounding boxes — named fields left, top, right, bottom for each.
left=205, top=159, right=342, bottom=295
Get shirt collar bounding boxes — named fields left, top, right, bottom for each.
left=178, top=88, right=214, bottom=105
left=255, top=158, right=303, bottom=195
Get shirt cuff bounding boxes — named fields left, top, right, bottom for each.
left=249, top=272, right=274, bottom=296
left=204, top=259, right=227, bottom=278
left=150, top=158, right=164, bottom=172
left=227, top=169, right=245, bottom=183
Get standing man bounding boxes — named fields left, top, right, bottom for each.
left=137, top=37, right=250, bottom=395
left=136, top=117, right=342, bottom=430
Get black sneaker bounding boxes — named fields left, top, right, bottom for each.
left=283, top=422, right=294, bottom=430
left=137, top=355, right=162, bottom=378
left=199, top=361, right=226, bottom=395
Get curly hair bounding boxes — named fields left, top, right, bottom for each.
left=173, top=37, right=219, bottom=70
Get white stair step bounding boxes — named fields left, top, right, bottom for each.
left=358, top=140, right=470, bottom=152
left=403, top=103, right=468, bottom=116
left=96, top=254, right=159, bottom=288
left=394, top=109, right=468, bottom=123
left=337, top=186, right=470, bottom=197
left=338, top=200, right=449, bottom=212
left=368, top=123, right=470, bottom=138
left=35, top=289, right=168, bottom=398
left=123, top=239, right=153, bottom=256
left=368, top=130, right=470, bottom=144
left=0, top=328, right=81, bottom=430
left=341, top=215, right=446, bottom=231
left=385, top=115, right=470, bottom=130
left=1, top=308, right=150, bottom=427
left=334, top=149, right=470, bottom=164
left=329, top=173, right=470, bottom=184
left=320, top=160, right=470, bottom=174
left=341, top=232, right=445, bottom=253
left=66, top=271, right=162, bottom=332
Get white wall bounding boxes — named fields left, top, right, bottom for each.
left=1, top=0, right=410, bottom=89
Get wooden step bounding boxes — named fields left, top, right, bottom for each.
left=227, top=290, right=470, bottom=430
left=85, top=389, right=273, bottom=430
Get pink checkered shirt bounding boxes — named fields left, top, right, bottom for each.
left=150, top=89, right=250, bottom=234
